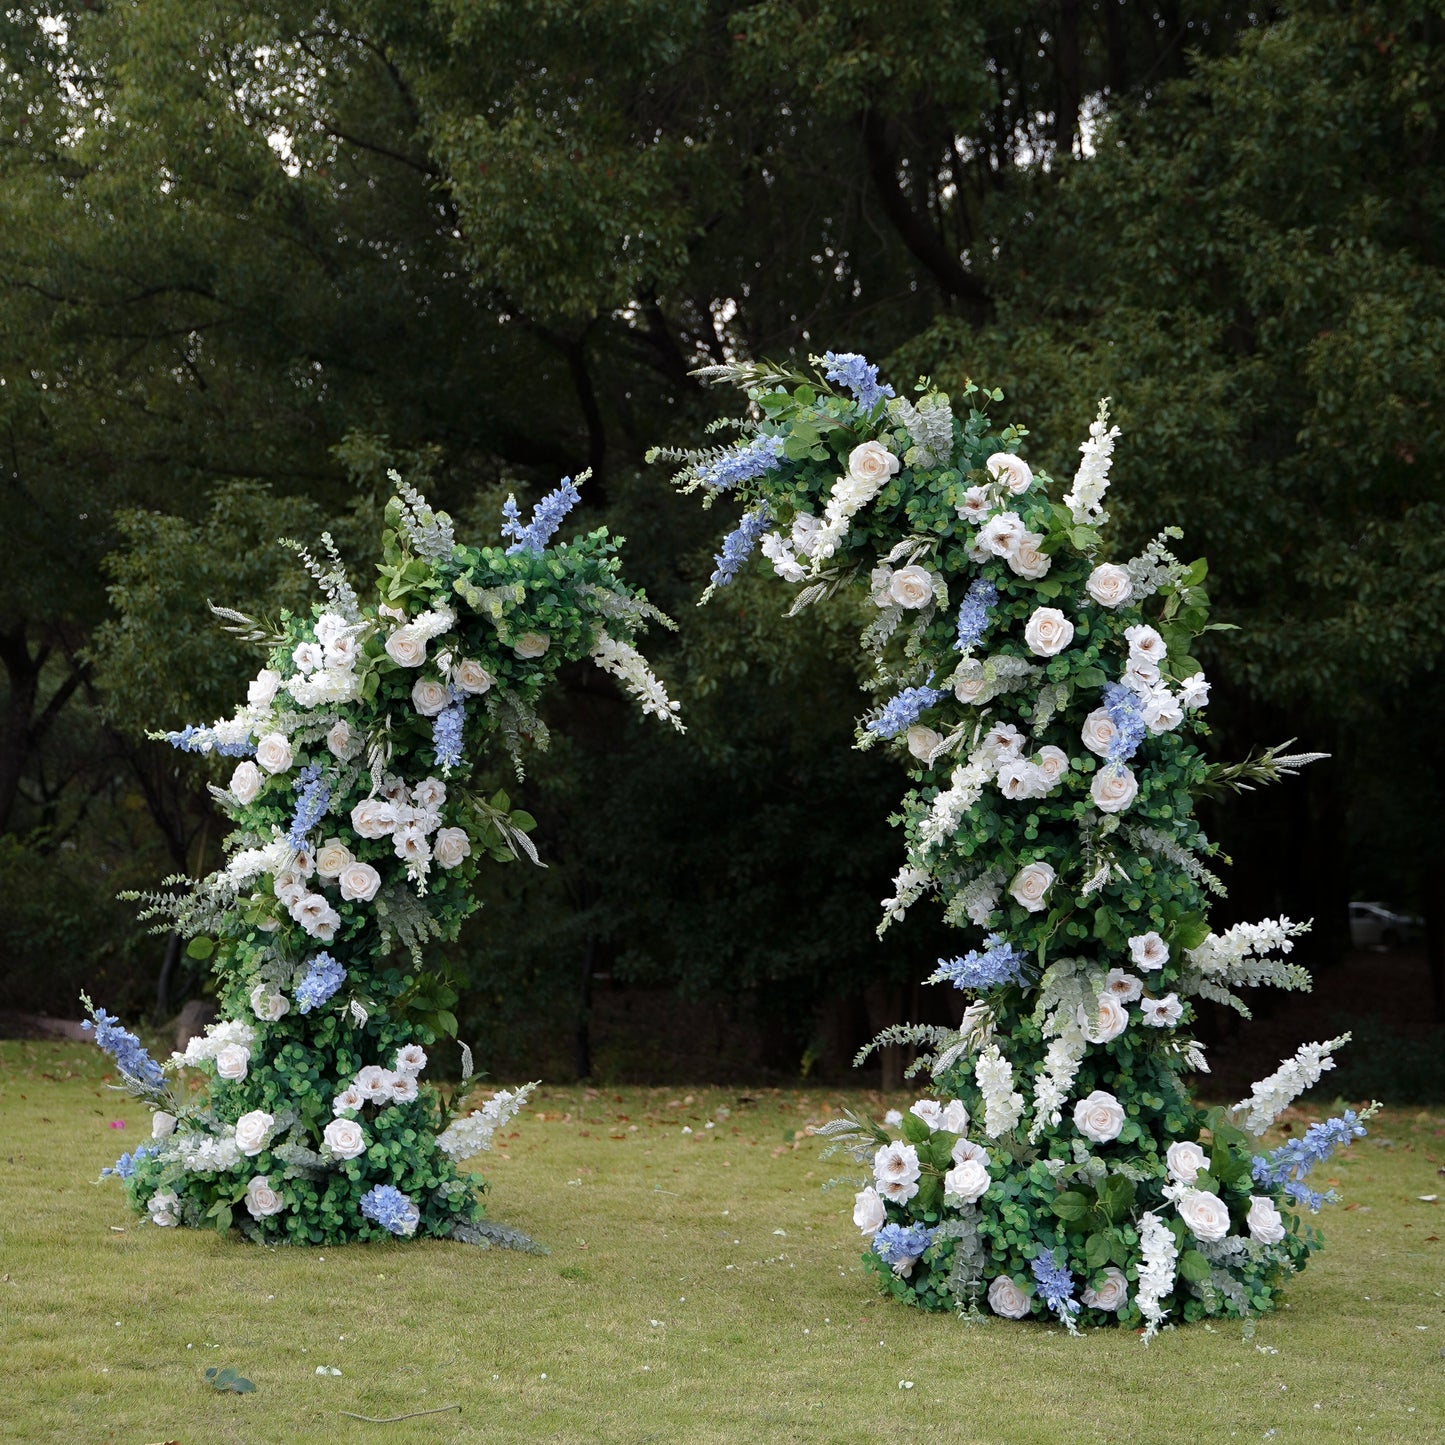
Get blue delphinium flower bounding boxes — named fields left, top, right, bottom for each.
left=360, top=1184, right=420, bottom=1236
left=103, top=1145, right=157, bottom=1180
left=865, top=684, right=947, bottom=739
left=1101, top=681, right=1147, bottom=763
left=821, top=351, right=895, bottom=412
left=287, top=764, right=330, bottom=848
left=872, top=1221, right=936, bottom=1268
left=82, top=1006, right=166, bottom=1089
left=164, top=724, right=253, bottom=758
left=709, top=503, right=773, bottom=589
left=294, top=952, right=346, bottom=1014
left=432, top=697, right=465, bottom=771
left=1031, top=1250, right=1080, bottom=1322
left=501, top=475, right=582, bottom=554
left=955, top=578, right=997, bottom=655
left=695, top=433, right=784, bottom=492
left=1251, top=1110, right=1368, bottom=1212
left=934, top=933, right=1029, bottom=991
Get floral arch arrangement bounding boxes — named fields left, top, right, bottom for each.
left=657, top=355, right=1372, bottom=1336
left=87, top=475, right=681, bottom=1247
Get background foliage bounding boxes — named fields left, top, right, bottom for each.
left=2, top=1, right=1440, bottom=1078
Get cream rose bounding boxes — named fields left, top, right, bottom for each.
left=339, top=861, right=382, bottom=903
left=248, top=669, right=283, bottom=707
left=1024, top=607, right=1074, bottom=657
left=1128, top=931, right=1169, bottom=972
left=214, top=1043, right=249, bottom=1081
left=906, top=725, right=943, bottom=763
left=1177, top=1188, right=1231, bottom=1242
left=351, top=799, right=397, bottom=839
left=245, top=1175, right=285, bottom=1218
left=411, top=677, right=451, bottom=717
left=1142, top=690, right=1184, bottom=734
left=513, top=631, right=550, bottom=659
left=888, top=565, right=936, bottom=610
left=1091, top=764, right=1139, bottom=814
left=1034, top=745, right=1070, bottom=786
left=1086, top=992, right=1130, bottom=1044
left=1246, top=1196, right=1286, bottom=1245
left=355, top=1064, right=390, bottom=1101
left=315, top=838, right=353, bottom=879
left=327, top=719, right=362, bottom=761
left=1008, top=861, right=1055, bottom=913
left=332, top=1085, right=364, bottom=1116
left=453, top=659, right=493, bottom=695
left=1073, top=1089, right=1125, bottom=1143
left=433, top=827, right=471, bottom=869
left=149, top=1190, right=180, bottom=1227
left=1166, top=1140, right=1210, bottom=1185
left=234, top=1109, right=274, bottom=1157
left=1081, top=1266, right=1129, bottom=1312
left=385, top=626, right=427, bottom=668
left=230, top=760, right=263, bottom=804
left=249, top=983, right=289, bottom=1022
left=985, top=451, right=1034, bottom=494
left=411, top=777, right=446, bottom=811
left=853, top=1186, right=886, bottom=1237
left=987, top=1274, right=1031, bottom=1319
left=1009, top=531, right=1052, bottom=580
left=944, top=1158, right=991, bottom=1205
left=1080, top=709, right=1117, bottom=758
left=324, top=632, right=359, bottom=670
left=323, top=1117, right=367, bottom=1161
left=1085, top=563, right=1134, bottom=609
left=977, top=511, right=1026, bottom=558
left=254, top=732, right=293, bottom=775
left=954, top=670, right=988, bottom=705
left=847, top=440, right=900, bottom=489
left=151, top=1110, right=177, bottom=1140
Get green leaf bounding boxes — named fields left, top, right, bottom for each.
left=1178, top=1249, right=1211, bottom=1285
left=1084, top=1232, right=1111, bottom=1269
left=899, top=1112, right=931, bottom=1145
left=1050, top=1190, right=1092, bottom=1222
left=185, top=936, right=215, bottom=960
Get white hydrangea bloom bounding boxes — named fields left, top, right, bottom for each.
left=975, top=1044, right=1025, bottom=1137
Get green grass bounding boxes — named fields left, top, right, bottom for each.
left=2, top=1041, right=1442, bottom=1444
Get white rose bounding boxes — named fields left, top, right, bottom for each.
left=1125, top=623, right=1167, bottom=663
left=1128, top=932, right=1169, bottom=972
left=323, top=1117, right=367, bottom=1161
left=339, top=861, right=382, bottom=903
left=355, top=1064, right=390, bottom=1101
left=951, top=1137, right=990, bottom=1169
left=853, top=1186, right=886, bottom=1237
left=294, top=892, right=341, bottom=940
left=847, top=440, right=900, bottom=489
left=987, top=1274, right=1031, bottom=1320
left=1081, top=709, right=1117, bottom=758
left=453, top=659, right=493, bottom=695
left=249, top=983, right=289, bottom=1022
left=230, top=760, right=263, bottom=804
left=997, top=757, right=1049, bottom=801
left=332, top=1085, right=364, bottom=1116
left=315, top=612, right=346, bottom=646
left=1085, top=992, right=1130, bottom=1044
left=909, top=1099, right=944, bottom=1130
left=411, top=777, right=446, bottom=811
left=978, top=511, right=1026, bottom=558
left=254, top=733, right=293, bottom=775
left=432, top=827, right=471, bottom=869
left=944, top=1158, right=991, bottom=1205
left=151, top=1110, right=177, bottom=1140
left=292, top=640, right=323, bottom=675
left=1008, top=531, right=1052, bottom=580
left=1091, top=764, right=1139, bottom=814
left=384, top=1070, right=418, bottom=1104
left=245, top=1175, right=285, bottom=1218
left=248, top=669, right=283, bottom=707
left=939, top=1100, right=970, bottom=1135
left=954, top=669, right=988, bottom=705
left=385, top=626, right=427, bottom=668
left=1009, top=861, right=1055, bottom=913
left=1142, top=689, right=1184, bottom=734
left=411, top=677, right=452, bottom=717
left=234, top=1109, right=274, bottom=1157
left=906, top=725, right=942, bottom=763
left=315, top=838, right=353, bottom=879
left=1081, top=1266, right=1129, bottom=1312
left=1085, top=563, right=1134, bottom=609
left=393, top=823, right=431, bottom=867
left=1246, top=1196, right=1286, bottom=1245
left=275, top=875, right=307, bottom=910
left=214, top=1043, right=249, bottom=1081
left=956, top=485, right=993, bottom=523
left=1123, top=658, right=1162, bottom=692
left=1034, top=745, right=1070, bottom=786
left=1140, top=993, right=1183, bottom=1028
left=1178, top=672, right=1211, bottom=710
left=324, top=633, right=358, bottom=670
left=351, top=799, right=398, bottom=839
left=327, top=719, right=363, bottom=761
left=985, top=452, right=1033, bottom=494
left=1166, top=1140, right=1210, bottom=1185
left=395, top=1044, right=427, bottom=1076
left=1073, top=1089, right=1125, bottom=1144
left=888, top=565, right=936, bottom=610
left=982, top=722, right=1026, bottom=759
left=1024, top=607, right=1074, bottom=657
left=1177, top=1188, right=1231, bottom=1243
left=148, top=1190, right=180, bottom=1227
left=872, top=1141, right=921, bottom=1204
left=514, top=632, right=551, bottom=659
left=1104, top=968, right=1144, bottom=1003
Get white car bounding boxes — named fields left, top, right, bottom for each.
left=1348, top=901, right=1420, bottom=949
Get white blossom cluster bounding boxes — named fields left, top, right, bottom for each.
left=1136, top=1210, right=1179, bottom=1341
left=1233, top=1033, right=1351, bottom=1134
left=974, top=1043, right=1025, bottom=1137
left=917, top=751, right=993, bottom=853
left=331, top=1044, right=430, bottom=1116
left=590, top=630, right=685, bottom=730
left=1186, top=917, right=1311, bottom=986
left=811, top=441, right=900, bottom=561
left=436, top=1082, right=538, bottom=1160
left=1062, top=398, right=1121, bottom=526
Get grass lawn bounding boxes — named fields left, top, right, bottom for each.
left=2, top=1040, right=1442, bottom=1444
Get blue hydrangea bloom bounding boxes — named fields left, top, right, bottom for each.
left=710, top=503, right=773, bottom=588
left=821, top=351, right=895, bottom=411
left=955, top=578, right=997, bottom=654
left=287, top=764, right=330, bottom=848
left=501, top=476, right=582, bottom=554
left=872, top=1221, right=936, bottom=1267
left=935, top=933, right=1029, bottom=991
left=1251, top=1110, right=1368, bottom=1212
left=695, top=433, right=784, bottom=492
left=1031, top=1250, right=1080, bottom=1321
left=865, top=684, right=947, bottom=739
left=164, top=724, right=253, bottom=758
left=1101, top=682, right=1148, bottom=763
left=360, top=1184, right=419, bottom=1236
left=295, top=952, right=345, bottom=1014
left=432, top=698, right=465, bottom=771
left=83, top=1007, right=166, bottom=1089
left=103, top=1145, right=157, bottom=1180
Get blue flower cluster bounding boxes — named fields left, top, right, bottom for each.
left=164, top=725, right=253, bottom=758
left=295, top=952, right=345, bottom=1013
left=955, top=578, right=998, bottom=654
left=82, top=1006, right=166, bottom=1088
left=1101, top=682, right=1147, bottom=763
left=822, top=351, right=895, bottom=412
left=103, top=1145, right=157, bottom=1180
left=432, top=697, right=465, bottom=771
left=695, top=433, right=784, bottom=491
left=1031, top=1250, right=1080, bottom=1321
left=872, top=1221, right=936, bottom=1267
left=1251, top=1110, right=1368, bottom=1212
left=287, top=764, right=330, bottom=848
left=501, top=475, right=582, bottom=554
left=710, top=503, right=773, bottom=589
left=865, top=684, right=947, bottom=739
left=934, top=933, right=1029, bottom=991
left=360, top=1184, right=418, bottom=1236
